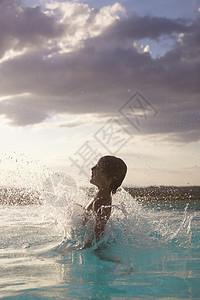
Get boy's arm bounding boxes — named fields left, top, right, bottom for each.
left=85, top=199, right=94, bottom=211
left=82, top=214, right=108, bottom=248
left=94, top=218, right=107, bottom=242
left=93, top=201, right=111, bottom=242
left=83, top=198, right=111, bottom=248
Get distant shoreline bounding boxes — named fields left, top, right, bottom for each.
left=0, top=185, right=200, bottom=207
left=124, top=186, right=200, bottom=201
left=0, top=187, right=42, bottom=206
left=124, top=186, right=200, bottom=210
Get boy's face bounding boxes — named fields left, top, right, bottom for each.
left=90, top=160, right=110, bottom=189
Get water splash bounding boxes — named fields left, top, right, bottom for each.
left=0, top=152, right=197, bottom=252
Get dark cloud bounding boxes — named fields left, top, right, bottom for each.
left=0, top=97, right=48, bottom=125
left=177, top=13, right=200, bottom=60
left=102, top=14, right=188, bottom=41
left=0, top=0, right=63, bottom=57
left=0, top=1, right=199, bottom=144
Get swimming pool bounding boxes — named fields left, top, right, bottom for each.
left=0, top=185, right=199, bottom=299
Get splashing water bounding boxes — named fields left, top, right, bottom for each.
left=0, top=152, right=197, bottom=249
left=0, top=153, right=199, bottom=299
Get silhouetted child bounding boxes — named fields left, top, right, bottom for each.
left=83, top=155, right=127, bottom=248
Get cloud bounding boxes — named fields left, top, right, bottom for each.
left=161, top=130, right=200, bottom=145
left=0, top=95, right=48, bottom=125
left=0, top=0, right=64, bottom=58
left=0, top=0, right=199, bottom=144
left=101, top=13, right=188, bottom=41
left=59, top=119, right=87, bottom=128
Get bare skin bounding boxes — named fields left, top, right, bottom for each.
left=83, top=161, right=113, bottom=248
left=82, top=156, right=127, bottom=249
left=86, top=190, right=111, bottom=240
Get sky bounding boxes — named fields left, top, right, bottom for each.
left=0, top=0, right=199, bottom=187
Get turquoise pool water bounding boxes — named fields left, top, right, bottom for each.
left=0, top=184, right=200, bottom=299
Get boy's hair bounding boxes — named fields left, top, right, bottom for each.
left=99, top=156, right=127, bottom=194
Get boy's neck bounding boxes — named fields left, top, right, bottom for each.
left=97, top=188, right=112, bottom=198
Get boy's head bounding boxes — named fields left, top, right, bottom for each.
left=91, top=156, right=127, bottom=194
